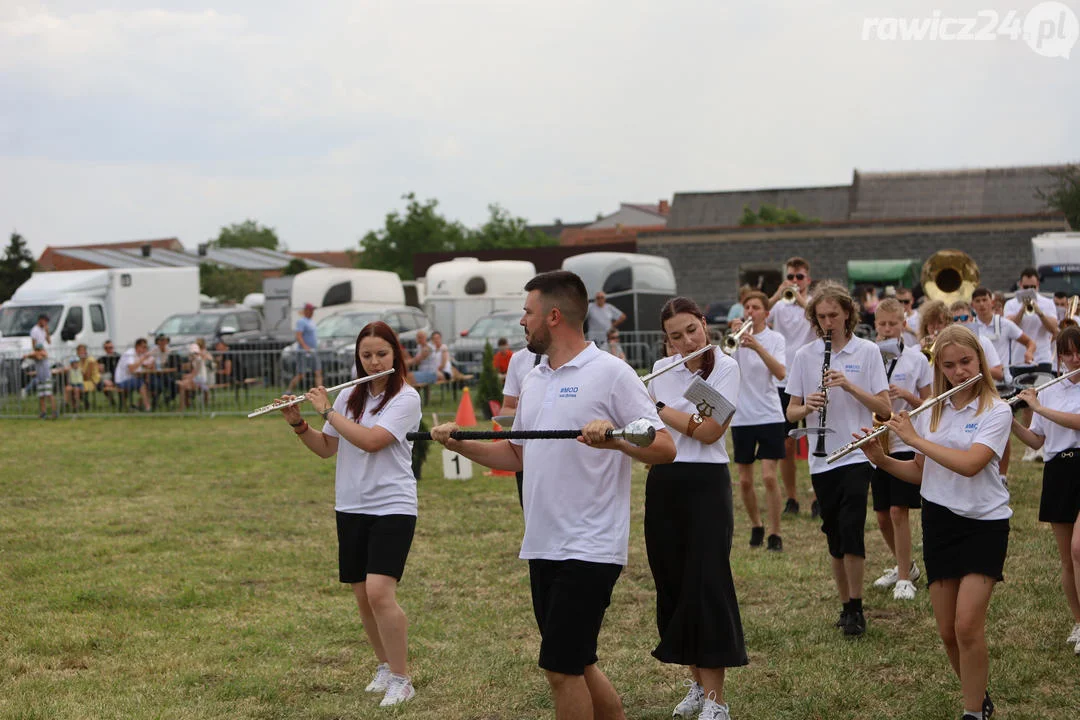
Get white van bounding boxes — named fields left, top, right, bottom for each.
left=422, top=258, right=536, bottom=338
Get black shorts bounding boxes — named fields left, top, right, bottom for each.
left=731, top=423, right=786, bottom=464
left=871, top=452, right=922, bottom=511
left=811, top=463, right=871, bottom=559
left=778, top=389, right=800, bottom=434
left=529, top=559, right=622, bottom=675
left=922, top=500, right=1009, bottom=584
left=1039, top=450, right=1080, bottom=524
left=335, top=511, right=416, bottom=583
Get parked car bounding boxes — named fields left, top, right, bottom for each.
left=280, top=306, right=432, bottom=384
left=153, top=308, right=263, bottom=351
left=448, top=311, right=526, bottom=375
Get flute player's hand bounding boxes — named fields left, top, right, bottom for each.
left=278, top=395, right=302, bottom=424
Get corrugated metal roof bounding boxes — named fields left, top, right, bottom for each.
left=54, top=247, right=329, bottom=271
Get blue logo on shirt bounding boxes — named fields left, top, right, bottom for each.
left=559, top=386, right=579, bottom=398
left=964, top=422, right=979, bottom=432
left=844, top=363, right=862, bottom=373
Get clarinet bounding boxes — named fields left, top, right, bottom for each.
left=813, top=336, right=832, bottom=458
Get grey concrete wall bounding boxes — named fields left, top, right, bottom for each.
left=639, top=220, right=1060, bottom=307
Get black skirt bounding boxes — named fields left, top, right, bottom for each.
left=922, top=500, right=1009, bottom=584
left=645, top=462, right=748, bottom=668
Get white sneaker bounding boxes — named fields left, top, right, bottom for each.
left=893, top=579, right=917, bottom=600
left=908, top=562, right=921, bottom=583
left=365, top=663, right=391, bottom=693
left=1067, top=623, right=1080, bottom=646
left=379, top=673, right=415, bottom=707
left=699, top=692, right=731, bottom=720
left=672, top=680, right=704, bottom=718
left=873, top=566, right=899, bottom=589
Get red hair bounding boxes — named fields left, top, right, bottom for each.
left=345, top=321, right=407, bottom=419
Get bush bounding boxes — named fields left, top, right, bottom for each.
left=476, top=341, right=502, bottom=420
left=412, top=417, right=429, bottom=480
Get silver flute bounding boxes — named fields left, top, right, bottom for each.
left=247, top=368, right=396, bottom=418
left=1007, top=366, right=1080, bottom=406
left=641, top=344, right=715, bottom=383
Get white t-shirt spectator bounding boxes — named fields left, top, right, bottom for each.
left=115, top=347, right=139, bottom=384
left=1004, top=294, right=1058, bottom=364
left=436, top=345, right=453, bottom=376
left=416, top=341, right=439, bottom=374
left=786, top=336, right=890, bottom=474
left=502, top=348, right=539, bottom=399
left=586, top=303, right=622, bottom=340
left=323, top=384, right=422, bottom=516
left=1028, top=378, right=1080, bottom=457
left=915, top=398, right=1012, bottom=520
left=972, top=315, right=1025, bottom=369
left=648, top=346, right=739, bottom=463
left=511, top=343, right=663, bottom=565
left=30, top=324, right=48, bottom=349
left=730, top=327, right=786, bottom=426
left=770, top=301, right=816, bottom=388
left=884, top=347, right=933, bottom=454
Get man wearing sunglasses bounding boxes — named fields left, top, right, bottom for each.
left=768, top=257, right=818, bottom=517
left=894, top=288, right=920, bottom=347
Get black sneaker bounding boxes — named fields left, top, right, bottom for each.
left=983, top=691, right=994, bottom=718
left=767, top=534, right=783, bottom=552
left=749, top=526, right=765, bottom=547
left=843, top=610, right=866, bottom=637
left=783, top=498, right=800, bottom=515
left=810, top=499, right=821, bottom=519
left=834, top=611, right=849, bottom=628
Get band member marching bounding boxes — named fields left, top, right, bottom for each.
left=869, top=298, right=932, bottom=600
left=786, top=282, right=891, bottom=636
left=862, top=325, right=1010, bottom=720
left=768, top=256, right=819, bottom=516
left=647, top=297, right=747, bottom=720
left=278, top=320, right=422, bottom=707
left=431, top=271, right=676, bottom=720
left=1009, top=325, right=1080, bottom=656
left=728, top=291, right=788, bottom=551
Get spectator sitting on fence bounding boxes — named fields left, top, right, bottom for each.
left=64, top=358, right=83, bottom=412
left=408, top=330, right=439, bottom=385
left=97, top=340, right=119, bottom=392
left=115, top=338, right=153, bottom=412
left=64, top=344, right=101, bottom=411
left=147, top=333, right=180, bottom=405
left=492, top=337, right=513, bottom=373
left=213, top=339, right=236, bottom=384
left=25, top=339, right=56, bottom=419
left=431, top=331, right=456, bottom=381
left=177, top=338, right=215, bottom=410
left=606, top=329, right=627, bottom=362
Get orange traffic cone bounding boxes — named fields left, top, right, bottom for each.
left=486, top=419, right=516, bottom=477
left=455, top=387, right=478, bottom=427
left=797, top=435, right=809, bottom=460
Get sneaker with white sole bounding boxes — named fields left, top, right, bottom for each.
left=365, top=663, right=391, bottom=693
left=1067, top=623, right=1080, bottom=646
left=379, top=673, right=415, bottom=707
left=893, top=579, right=917, bottom=600
left=699, top=692, right=731, bottom=720
left=672, top=680, right=704, bottom=718
left=873, top=566, right=899, bottom=589
left=909, top=562, right=921, bottom=583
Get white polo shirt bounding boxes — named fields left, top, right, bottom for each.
left=1004, top=294, right=1058, bottom=364
left=915, top=398, right=1012, bottom=520
left=786, top=335, right=889, bottom=474
left=730, top=327, right=786, bottom=426
left=1028, top=377, right=1080, bottom=457
left=511, top=343, right=663, bottom=565
left=502, top=347, right=539, bottom=399
left=648, top=346, right=739, bottom=463
left=770, top=301, right=816, bottom=389
left=902, top=311, right=920, bottom=347
left=975, top=334, right=1002, bottom=370
left=323, top=384, right=422, bottom=516
left=884, top=346, right=933, bottom=454
left=115, top=347, right=138, bottom=384
left=30, top=324, right=49, bottom=349
left=972, top=315, right=1025, bottom=369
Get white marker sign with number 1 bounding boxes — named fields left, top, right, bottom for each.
left=442, top=449, right=472, bottom=480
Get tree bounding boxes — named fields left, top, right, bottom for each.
left=198, top=264, right=263, bottom=304
left=358, top=194, right=468, bottom=279
left=282, top=258, right=310, bottom=276
left=463, top=204, right=559, bottom=251
left=0, top=232, right=36, bottom=302
left=475, top=341, right=502, bottom=420
left=212, top=219, right=280, bottom=250
left=739, top=203, right=818, bottom=226
left=1037, top=164, right=1080, bottom=230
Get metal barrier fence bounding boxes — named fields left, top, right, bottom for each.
left=0, top=333, right=677, bottom=419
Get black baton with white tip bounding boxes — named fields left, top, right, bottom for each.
left=407, top=418, right=656, bottom=447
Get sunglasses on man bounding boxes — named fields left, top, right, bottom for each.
left=898, top=298, right=913, bottom=305
left=953, top=314, right=970, bottom=323
left=786, top=273, right=806, bottom=281
left=1020, top=284, right=1038, bottom=290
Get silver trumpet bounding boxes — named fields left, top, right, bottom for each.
left=721, top=320, right=753, bottom=355
left=780, top=286, right=799, bottom=304
left=247, top=368, right=396, bottom=418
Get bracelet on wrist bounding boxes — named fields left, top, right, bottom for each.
left=289, top=418, right=305, bottom=427
left=293, top=421, right=309, bottom=435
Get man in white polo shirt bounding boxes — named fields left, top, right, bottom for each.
left=432, top=271, right=675, bottom=719
left=786, top=281, right=891, bottom=637
left=1004, top=268, right=1060, bottom=372
left=500, top=346, right=541, bottom=508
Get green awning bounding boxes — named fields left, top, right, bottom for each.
left=847, top=259, right=920, bottom=286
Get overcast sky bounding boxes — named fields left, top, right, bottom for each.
left=3, top=0, right=1079, bottom=259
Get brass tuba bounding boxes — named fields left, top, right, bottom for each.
left=921, top=250, right=981, bottom=306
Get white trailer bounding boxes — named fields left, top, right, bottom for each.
left=422, top=258, right=536, bottom=338
left=562, top=252, right=676, bottom=332
left=287, top=268, right=407, bottom=322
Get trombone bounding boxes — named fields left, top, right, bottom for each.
left=721, top=320, right=753, bottom=355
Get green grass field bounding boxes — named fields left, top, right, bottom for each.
left=2, top=411, right=1077, bottom=719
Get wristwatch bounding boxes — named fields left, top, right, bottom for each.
left=686, top=413, right=704, bottom=437
left=655, top=401, right=666, bottom=411
left=320, top=407, right=334, bottom=421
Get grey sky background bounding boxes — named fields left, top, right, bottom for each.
left=3, top=0, right=1078, bottom=258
